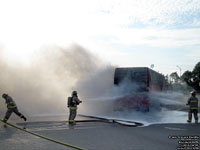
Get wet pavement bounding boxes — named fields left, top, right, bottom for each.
left=0, top=115, right=200, bottom=150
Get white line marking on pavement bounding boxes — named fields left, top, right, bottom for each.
left=164, top=127, right=186, bottom=131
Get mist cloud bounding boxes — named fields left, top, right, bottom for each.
left=0, top=44, right=103, bottom=117
left=0, top=45, right=192, bottom=125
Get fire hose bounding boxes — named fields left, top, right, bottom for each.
left=0, top=115, right=143, bottom=150
left=0, top=119, right=87, bottom=150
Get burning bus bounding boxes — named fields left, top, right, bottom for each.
left=113, top=67, right=165, bottom=111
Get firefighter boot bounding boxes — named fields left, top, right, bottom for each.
left=21, top=116, right=27, bottom=121
left=195, top=119, right=198, bottom=124
left=68, top=120, right=76, bottom=125
left=187, top=120, right=191, bottom=123
left=2, top=118, right=8, bottom=123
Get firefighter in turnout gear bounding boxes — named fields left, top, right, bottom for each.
left=186, top=91, right=199, bottom=123
left=68, top=91, right=82, bottom=125
left=2, top=93, right=27, bottom=123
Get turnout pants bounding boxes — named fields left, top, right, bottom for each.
left=188, top=109, right=198, bottom=122
left=4, top=108, right=24, bottom=122
left=68, top=109, right=77, bottom=124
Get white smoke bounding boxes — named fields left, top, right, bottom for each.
left=75, top=65, right=193, bottom=124
left=0, top=45, right=193, bottom=124
left=0, top=44, right=103, bottom=117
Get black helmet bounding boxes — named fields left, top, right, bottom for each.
left=72, top=91, right=77, bottom=96
left=2, top=93, right=8, bottom=99
left=191, top=91, right=196, bottom=96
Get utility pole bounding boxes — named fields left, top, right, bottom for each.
left=176, top=65, right=182, bottom=77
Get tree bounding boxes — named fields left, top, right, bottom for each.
left=170, top=72, right=179, bottom=83
left=193, top=62, right=200, bottom=76
left=181, top=61, right=200, bottom=92
left=191, top=62, right=200, bottom=91
left=181, top=70, right=193, bottom=85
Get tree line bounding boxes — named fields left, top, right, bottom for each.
left=166, top=62, right=200, bottom=93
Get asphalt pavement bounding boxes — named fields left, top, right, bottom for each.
left=0, top=116, right=200, bottom=150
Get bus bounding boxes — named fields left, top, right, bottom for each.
left=113, top=67, right=165, bottom=111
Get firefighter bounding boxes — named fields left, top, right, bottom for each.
left=2, top=93, right=27, bottom=123
left=186, top=91, right=199, bottom=123
left=68, top=91, right=82, bottom=125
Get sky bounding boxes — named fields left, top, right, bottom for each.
left=0, top=0, right=200, bottom=75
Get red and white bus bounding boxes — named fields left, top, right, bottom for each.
left=114, top=67, right=165, bottom=111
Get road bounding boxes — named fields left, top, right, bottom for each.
left=0, top=116, right=199, bottom=150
